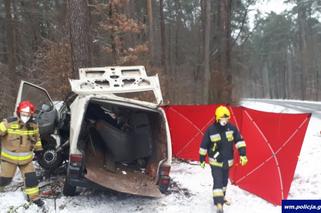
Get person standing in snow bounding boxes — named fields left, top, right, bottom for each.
left=0, top=101, right=45, bottom=207
left=199, top=105, right=248, bottom=213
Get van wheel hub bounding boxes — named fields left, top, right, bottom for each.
left=43, top=150, right=57, bottom=164
left=37, top=148, right=63, bottom=170
left=43, top=150, right=58, bottom=165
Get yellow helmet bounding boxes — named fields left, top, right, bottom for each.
left=215, top=105, right=231, bottom=122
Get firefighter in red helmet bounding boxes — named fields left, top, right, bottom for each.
left=199, top=106, right=248, bottom=213
left=0, top=100, right=44, bottom=207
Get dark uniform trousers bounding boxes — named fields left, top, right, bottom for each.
left=211, top=165, right=229, bottom=205
left=199, top=122, right=246, bottom=207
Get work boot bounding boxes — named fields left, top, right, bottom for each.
left=224, top=197, right=231, bottom=206
left=216, top=203, right=224, bottom=213
left=33, top=198, right=45, bottom=207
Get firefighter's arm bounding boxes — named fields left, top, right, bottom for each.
left=33, top=127, right=43, bottom=152
left=233, top=127, right=248, bottom=166
left=0, top=120, right=8, bottom=137
left=199, top=129, right=210, bottom=168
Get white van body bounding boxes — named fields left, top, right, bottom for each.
left=16, top=66, right=172, bottom=197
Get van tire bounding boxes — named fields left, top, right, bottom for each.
left=159, top=183, right=169, bottom=194
left=37, top=149, right=63, bottom=171
left=63, top=178, right=76, bottom=196
left=159, top=176, right=170, bottom=193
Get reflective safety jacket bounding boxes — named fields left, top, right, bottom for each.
left=199, top=122, right=246, bottom=168
left=0, top=117, right=43, bottom=165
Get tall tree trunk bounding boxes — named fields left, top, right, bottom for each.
left=220, top=0, right=232, bottom=102
left=174, top=0, right=183, bottom=68
left=173, top=1, right=183, bottom=102
left=126, top=0, right=136, bottom=53
left=159, top=0, right=170, bottom=101
left=146, top=0, right=154, bottom=64
left=287, top=45, right=294, bottom=99
left=168, top=24, right=172, bottom=72
left=41, top=0, right=50, bottom=38
left=262, top=63, right=270, bottom=98
left=297, top=0, right=307, bottom=100
left=208, top=0, right=220, bottom=103
left=3, top=0, right=17, bottom=116
left=159, top=0, right=166, bottom=71
left=108, top=3, right=117, bottom=64
left=1, top=22, right=6, bottom=62
left=203, top=0, right=211, bottom=103
left=314, top=41, right=321, bottom=100
left=5, top=0, right=17, bottom=77
left=31, top=0, right=40, bottom=52
left=68, top=0, right=91, bottom=79
left=305, top=6, right=314, bottom=100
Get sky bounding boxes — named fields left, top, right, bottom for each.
left=248, top=0, right=295, bottom=30
left=251, top=0, right=293, bottom=14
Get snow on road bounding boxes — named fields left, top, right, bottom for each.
left=0, top=100, right=320, bottom=213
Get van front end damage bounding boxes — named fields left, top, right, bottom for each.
left=17, top=66, right=173, bottom=197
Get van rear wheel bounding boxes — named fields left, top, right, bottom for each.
left=63, top=178, right=76, bottom=196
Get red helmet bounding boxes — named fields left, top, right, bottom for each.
left=16, top=100, right=35, bottom=117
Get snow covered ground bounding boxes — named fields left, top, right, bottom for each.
left=0, top=99, right=320, bottom=213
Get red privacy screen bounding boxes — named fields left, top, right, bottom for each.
left=163, top=105, right=311, bottom=205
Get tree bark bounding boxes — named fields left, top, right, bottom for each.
left=262, top=64, right=270, bottom=98
left=159, top=0, right=167, bottom=71
left=146, top=0, right=154, bottom=64
left=203, top=0, right=211, bottom=103
left=220, top=0, right=232, bottom=102
left=174, top=0, right=183, bottom=68
left=297, top=0, right=307, bottom=100
left=31, top=0, right=40, bottom=52
left=287, top=45, right=294, bottom=99
left=4, top=0, right=17, bottom=76
left=68, top=0, right=92, bottom=79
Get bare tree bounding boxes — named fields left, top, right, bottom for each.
left=146, top=0, right=154, bottom=64
left=68, top=0, right=91, bottom=79
left=30, top=0, right=41, bottom=52
left=203, top=0, right=211, bottom=103
left=219, top=0, right=232, bottom=102
left=159, top=0, right=166, bottom=71
left=4, top=0, right=17, bottom=76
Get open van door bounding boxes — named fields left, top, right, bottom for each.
left=15, top=81, right=57, bottom=136
left=69, top=66, right=163, bottom=106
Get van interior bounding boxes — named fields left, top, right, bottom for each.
left=77, top=99, right=168, bottom=197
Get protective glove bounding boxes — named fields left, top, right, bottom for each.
left=240, top=156, right=248, bottom=166
left=200, top=161, right=206, bottom=168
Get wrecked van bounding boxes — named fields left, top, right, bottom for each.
left=16, top=66, right=172, bottom=197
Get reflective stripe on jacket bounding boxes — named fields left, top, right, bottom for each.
left=0, top=117, right=43, bottom=164
left=1, top=147, right=33, bottom=162
left=199, top=122, right=246, bottom=168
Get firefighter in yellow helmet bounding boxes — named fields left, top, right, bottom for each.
left=0, top=101, right=44, bottom=207
left=199, top=105, right=248, bottom=213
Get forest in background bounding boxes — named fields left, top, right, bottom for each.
left=0, top=0, right=321, bottom=118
